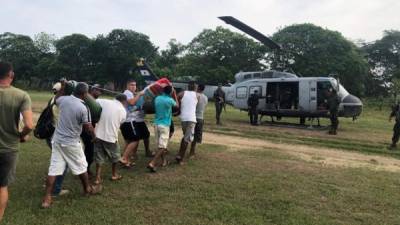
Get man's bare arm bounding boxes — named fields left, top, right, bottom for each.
left=20, top=110, right=33, bottom=142
left=83, top=123, right=96, bottom=140
left=127, top=91, right=144, bottom=105
left=173, top=89, right=180, bottom=108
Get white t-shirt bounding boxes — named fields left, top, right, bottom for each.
left=95, top=99, right=127, bottom=143
left=196, top=93, right=208, bottom=119
left=123, top=90, right=145, bottom=122
left=180, top=91, right=198, bottom=122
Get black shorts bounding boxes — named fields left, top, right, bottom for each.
left=0, top=152, right=18, bottom=187
left=120, top=121, right=150, bottom=142
left=194, top=119, right=204, bottom=143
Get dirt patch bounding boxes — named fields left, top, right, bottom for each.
left=223, top=121, right=390, bottom=144
left=170, top=130, right=400, bottom=173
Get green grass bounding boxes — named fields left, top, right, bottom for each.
left=5, top=138, right=400, bottom=225
left=3, top=91, right=400, bottom=224
left=201, top=102, right=395, bottom=158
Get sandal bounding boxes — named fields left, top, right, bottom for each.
left=89, top=184, right=102, bottom=195
left=162, top=159, right=169, bottom=167
left=93, top=179, right=102, bottom=185
left=41, top=198, right=52, bottom=209
left=175, top=156, right=182, bottom=164
left=110, top=175, right=123, bottom=181
left=119, top=160, right=133, bottom=168
left=147, top=164, right=157, bottom=173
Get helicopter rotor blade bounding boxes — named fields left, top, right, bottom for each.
left=219, top=16, right=281, bottom=50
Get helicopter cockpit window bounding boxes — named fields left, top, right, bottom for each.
left=253, top=73, right=261, bottom=78
left=262, top=71, right=273, bottom=78
left=243, top=74, right=252, bottom=80
left=317, top=81, right=333, bottom=110
left=236, top=86, right=247, bottom=99
left=249, top=86, right=262, bottom=95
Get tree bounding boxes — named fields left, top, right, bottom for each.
left=270, top=24, right=368, bottom=96
left=102, top=29, right=158, bottom=88
left=0, top=32, right=40, bottom=81
left=34, top=32, right=57, bottom=55
left=363, top=30, right=400, bottom=95
left=153, top=39, right=184, bottom=79
left=55, top=34, right=92, bottom=80
left=177, top=26, right=267, bottom=84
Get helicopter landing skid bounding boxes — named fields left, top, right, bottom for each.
left=260, top=121, right=329, bottom=130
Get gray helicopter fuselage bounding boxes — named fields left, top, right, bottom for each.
left=224, top=70, right=362, bottom=118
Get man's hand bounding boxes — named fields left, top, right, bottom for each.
left=20, top=134, right=30, bottom=143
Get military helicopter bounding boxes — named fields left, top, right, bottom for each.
left=218, top=16, right=363, bottom=123
left=135, top=17, right=362, bottom=124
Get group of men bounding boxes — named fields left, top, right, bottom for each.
left=41, top=79, right=209, bottom=207
left=148, top=81, right=208, bottom=171
left=0, top=61, right=210, bottom=216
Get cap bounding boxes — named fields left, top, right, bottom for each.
left=52, top=82, right=61, bottom=92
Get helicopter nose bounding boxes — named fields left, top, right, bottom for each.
left=340, top=94, right=363, bottom=117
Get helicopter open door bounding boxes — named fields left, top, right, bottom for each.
left=266, top=82, right=299, bottom=112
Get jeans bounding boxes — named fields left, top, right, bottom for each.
left=46, top=138, right=67, bottom=195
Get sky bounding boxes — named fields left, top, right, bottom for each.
left=1, top=0, right=399, bottom=49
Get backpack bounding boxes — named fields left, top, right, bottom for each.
left=34, top=99, right=56, bottom=139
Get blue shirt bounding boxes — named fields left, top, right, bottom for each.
left=154, top=94, right=176, bottom=127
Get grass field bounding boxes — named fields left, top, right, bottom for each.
left=3, top=91, right=400, bottom=225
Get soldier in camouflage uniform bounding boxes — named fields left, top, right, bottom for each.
left=389, top=103, right=400, bottom=149
left=247, top=90, right=260, bottom=125
left=213, top=84, right=225, bottom=125
left=327, top=89, right=341, bottom=135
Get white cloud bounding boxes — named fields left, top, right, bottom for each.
left=1, top=0, right=399, bottom=49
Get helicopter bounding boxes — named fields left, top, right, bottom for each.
left=218, top=16, right=363, bottom=124
left=134, top=16, right=362, bottom=124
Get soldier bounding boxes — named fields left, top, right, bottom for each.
left=326, top=89, right=340, bottom=135
left=213, top=84, right=225, bottom=125
left=389, top=103, right=400, bottom=149
left=247, top=90, right=260, bottom=125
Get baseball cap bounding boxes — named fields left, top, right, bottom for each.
left=52, top=82, right=61, bottom=92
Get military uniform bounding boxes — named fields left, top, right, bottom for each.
left=213, top=88, right=225, bottom=125
left=327, top=92, right=340, bottom=135
left=247, top=93, right=259, bottom=125
left=390, top=104, right=400, bottom=148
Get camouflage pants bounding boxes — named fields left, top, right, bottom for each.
left=215, top=103, right=223, bottom=123
left=249, top=107, right=258, bottom=125
left=392, top=122, right=400, bottom=145
left=330, top=113, right=339, bottom=131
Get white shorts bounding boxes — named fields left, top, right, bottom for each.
left=154, top=125, right=170, bottom=149
left=48, top=142, right=88, bottom=176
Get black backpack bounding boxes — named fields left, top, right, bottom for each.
left=34, top=100, right=55, bottom=139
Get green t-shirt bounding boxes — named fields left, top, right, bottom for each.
left=0, top=86, right=32, bottom=153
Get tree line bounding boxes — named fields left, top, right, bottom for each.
left=0, top=24, right=399, bottom=97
